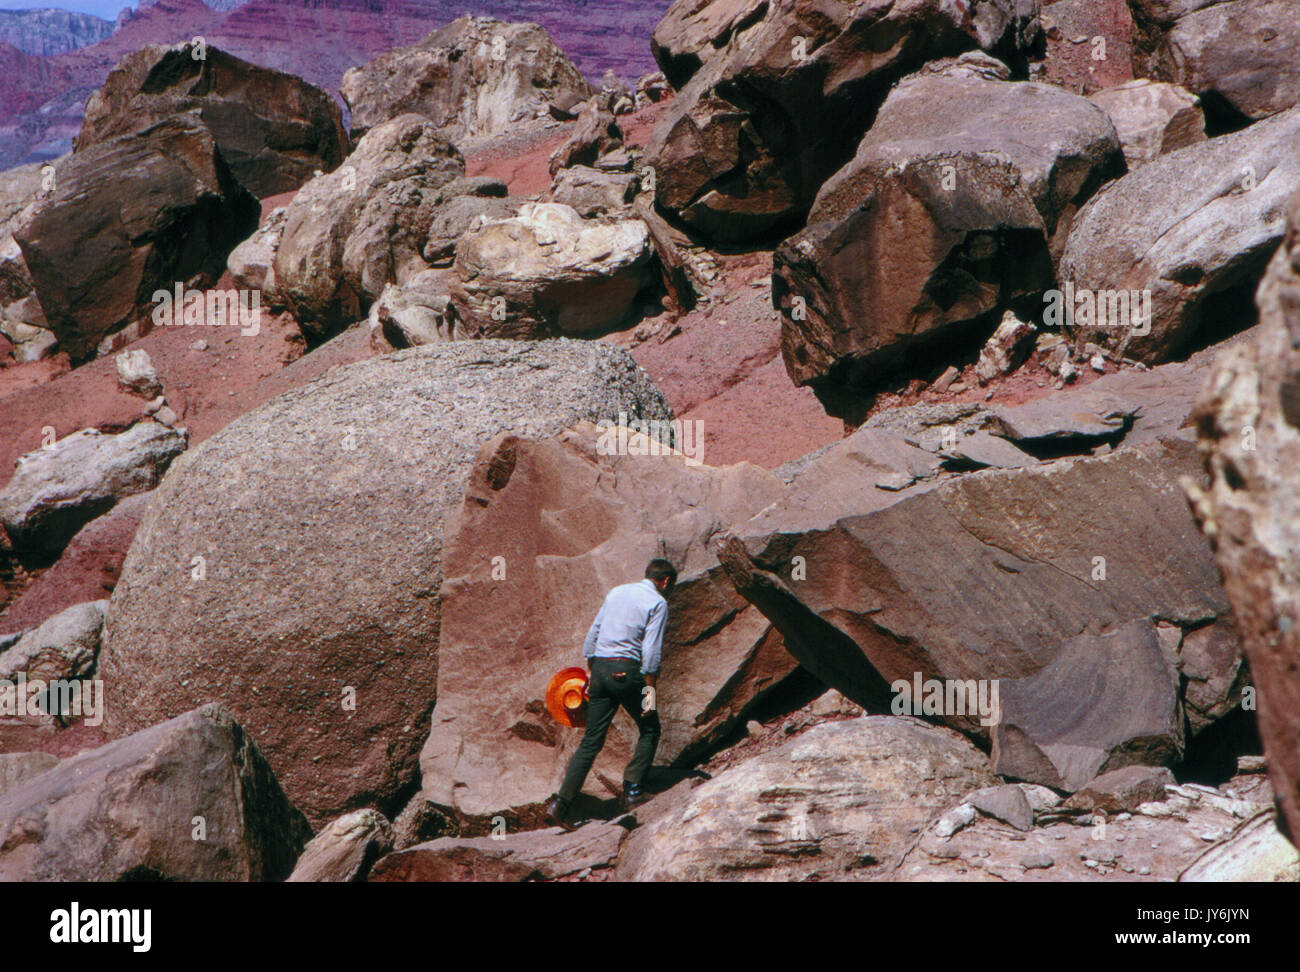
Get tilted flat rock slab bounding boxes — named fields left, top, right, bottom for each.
left=421, top=422, right=790, bottom=825
left=718, top=437, right=1233, bottom=777
left=992, top=620, right=1185, bottom=790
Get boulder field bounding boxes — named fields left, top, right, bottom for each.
left=1, top=1, right=1298, bottom=884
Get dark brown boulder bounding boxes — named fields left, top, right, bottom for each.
left=644, top=0, right=1042, bottom=240
left=13, top=116, right=260, bottom=363
left=650, top=0, right=766, bottom=90
left=774, top=53, right=1123, bottom=413
left=0, top=704, right=310, bottom=881
left=76, top=42, right=347, bottom=198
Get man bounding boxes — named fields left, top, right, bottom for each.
left=547, top=558, right=676, bottom=829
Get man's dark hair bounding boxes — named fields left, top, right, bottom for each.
left=645, top=558, right=678, bottom=590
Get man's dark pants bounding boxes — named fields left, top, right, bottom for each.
left=558, top=657, right=660, bottom=803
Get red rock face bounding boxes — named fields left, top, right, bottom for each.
left=0, top=42, right=71, bottom=118
left=0, top=42, right=79, bottom=169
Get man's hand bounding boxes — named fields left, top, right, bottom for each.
left=641, top=685, right=656, bottom=715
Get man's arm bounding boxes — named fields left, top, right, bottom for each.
left=582, top=600, right=606, bottom=661
left=640, top=599, right=666, bottom=683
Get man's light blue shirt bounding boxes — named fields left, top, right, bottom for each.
left=582, top=579, right=668, bottom=676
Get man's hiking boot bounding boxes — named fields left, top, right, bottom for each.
left=545, top=796, right=579, bottom=832
left=622, top=782, right=649, bottom=811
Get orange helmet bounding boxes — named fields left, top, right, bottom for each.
left=545, top=667, right=589, bottom=728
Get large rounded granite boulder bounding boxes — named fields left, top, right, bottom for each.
left=100, top=340, right=672, bottom=827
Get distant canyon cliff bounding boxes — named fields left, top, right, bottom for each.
left=0, top=0, right=671, bottom=170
